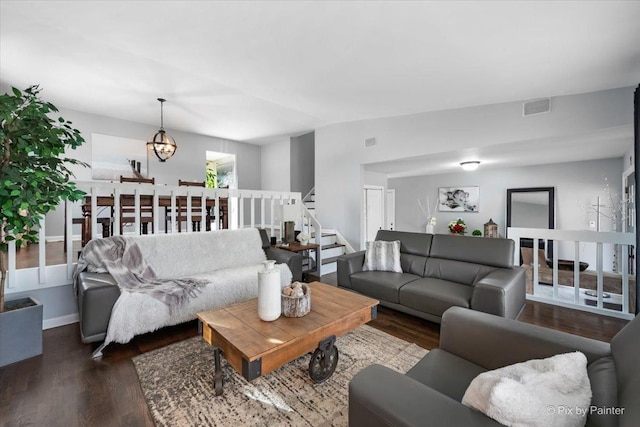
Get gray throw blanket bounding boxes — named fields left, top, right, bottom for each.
left=73, top=236, right=208, bottom=314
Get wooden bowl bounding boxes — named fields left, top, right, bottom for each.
left=281, top=284, right=310, bottom=317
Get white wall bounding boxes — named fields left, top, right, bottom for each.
left=45, top=106, right=262, bottom=238
left=261, top=139, right=291, bottom=192
left=316, top=86, right=635, bottom=249
left=388, top=157, right=624, bottom=271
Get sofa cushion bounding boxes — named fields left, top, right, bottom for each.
left=376, top=230, right=432, bottom=275
left=363, top=240, right=402, bottom=273
left=376, top=230, right=432, bottom=257
left=399, top=278, right=473, bottom=317
left=462, top=352, right=591, bottom=427
left=430, top=234, right=515, bottom=268
left=351, top=271, right=421, bottom=303
left=407, top=348, right=487, bottom=402
left=586, top=356, right=618, bottom=427
left=131, top=228, right=266, bottom=279
left=425, top=258, right=497, bottom=286
left=400, top=253, right=428, bottom=277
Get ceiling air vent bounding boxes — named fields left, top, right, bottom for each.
left=523, top=98, right=551, bottom=116
left=364, top=137, right=377, bottom=148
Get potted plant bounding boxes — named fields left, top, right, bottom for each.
left=0, top=85, right=87, bottom=366
left=448, top=218, right=467, bottom=235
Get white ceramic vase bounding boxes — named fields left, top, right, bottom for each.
left=426, top=224, right=435, bottom=234
left=258, top=260, right=281, bottom=321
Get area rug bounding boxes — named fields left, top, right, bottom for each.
left=133, top=325, right=428, bottom=426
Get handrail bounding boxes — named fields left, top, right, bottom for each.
left=301, top=203, right=322, bottom=269
left=302, top=186, right=315, bottom=203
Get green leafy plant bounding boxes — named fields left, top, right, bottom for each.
left=206, top=165, right=217, bottom=189
left=472, top=229, right=482, bottom=236
left=0, top=85, right=87, bottom=311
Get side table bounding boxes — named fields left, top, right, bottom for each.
left=275, top=242, right=320, bottom=280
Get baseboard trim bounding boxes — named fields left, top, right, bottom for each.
left=43, top=313, right=79, bottom=330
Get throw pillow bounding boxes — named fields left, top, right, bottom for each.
left=461, top=352, right=591, bottom=427
left=362, top=240, right=402, bottom=273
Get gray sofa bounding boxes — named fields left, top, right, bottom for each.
left=75, top=229, right=302, bottom=346
left=337, top=230, right=526, bottom=322
left=350, top=306, right=639, bottom=427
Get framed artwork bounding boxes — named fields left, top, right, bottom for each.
left=91, top=133, right=148, bottom=180
left=438, top=186, right=479, bottom=212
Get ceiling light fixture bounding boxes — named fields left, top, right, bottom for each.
left=147, top=98, right=177, bottom=162
left=460, top=161, right=480, bottom=171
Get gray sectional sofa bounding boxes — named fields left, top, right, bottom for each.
left=337, top=230, right=526, bottom=322
left=350, top=306, right=639, bottom=426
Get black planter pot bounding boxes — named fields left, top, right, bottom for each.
left=0, top=297, right=43, bottom=367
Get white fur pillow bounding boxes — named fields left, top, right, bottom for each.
left=362, top=240, right=402, bottom=273
left=462, top=352, right=591, bottom=427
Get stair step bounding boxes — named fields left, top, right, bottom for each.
left=311, top=232, right=335, bottom=238
left=320, top=245, right=345, bottom=259
left=322, top=243, right=345, bottom=250
left=321, top=255, right=341, bottom=265
left=320, top=262, right=337, bottom=275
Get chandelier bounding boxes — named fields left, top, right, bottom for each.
left=147, top=98, right=177, bottom=162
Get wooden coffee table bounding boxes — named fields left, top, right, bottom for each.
left=197, top=281, right=379, bottom=395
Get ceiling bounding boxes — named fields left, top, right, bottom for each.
left=2, top=1, right=640, bottom=147
left=365, top=125, right=634, bottom=178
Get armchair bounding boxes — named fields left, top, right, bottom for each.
left=349, top=306, right=639, bottom=426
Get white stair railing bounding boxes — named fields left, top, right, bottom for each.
left=301, top=203, right=322, bottom=270
left=507, top=227, right=635, bottom=320
left=4, top=182, right=302, bottom=295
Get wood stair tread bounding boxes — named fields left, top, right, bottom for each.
left=321, top=243, right=345, bottom=250
left=311, top=232, right=336, bottom=238
left=322, top=256, right=341, bottom=265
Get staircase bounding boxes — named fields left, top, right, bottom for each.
left=302, top=188, right=346, bottom=275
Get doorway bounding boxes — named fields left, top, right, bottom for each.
left=364, top=185, right=384, bottom=244
left=386, top=189, right=395, bottom=230
left=206, top=151, right=238, bottom=229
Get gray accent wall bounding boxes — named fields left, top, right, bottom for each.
left=290, top=131, right=315, bottom=197
left=389, top=157, right=623, bottom=271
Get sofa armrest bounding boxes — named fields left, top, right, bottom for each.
left=265, top=247, right=302, bottom=282
left=76, top=272, right=121, bottom=343
left=471, top=267, right=526, bottom=319
left=349, top=364, right=501, bottom=427
left=439, top=307, right=611, bottom=370
left=337, top=250, right=366, bottom=289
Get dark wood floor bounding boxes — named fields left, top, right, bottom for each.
left=0, top=273, right=629, bottom=427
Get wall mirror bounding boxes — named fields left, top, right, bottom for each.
left=507, top=187, right=555, bottom=259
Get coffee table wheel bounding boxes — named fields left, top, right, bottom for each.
left=309, top=335, right=338, bottom=384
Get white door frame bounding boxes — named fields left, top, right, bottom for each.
left=362, top=185, right=385, bottom=248
left=386, top=189, right=396, bottom=230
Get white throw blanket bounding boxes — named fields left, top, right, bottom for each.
left=462, top=352, right=592, bottom=427
left=92, top=229, right=292, bottom=345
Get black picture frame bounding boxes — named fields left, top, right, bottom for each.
left=506, top=187, right=555, bottom=261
